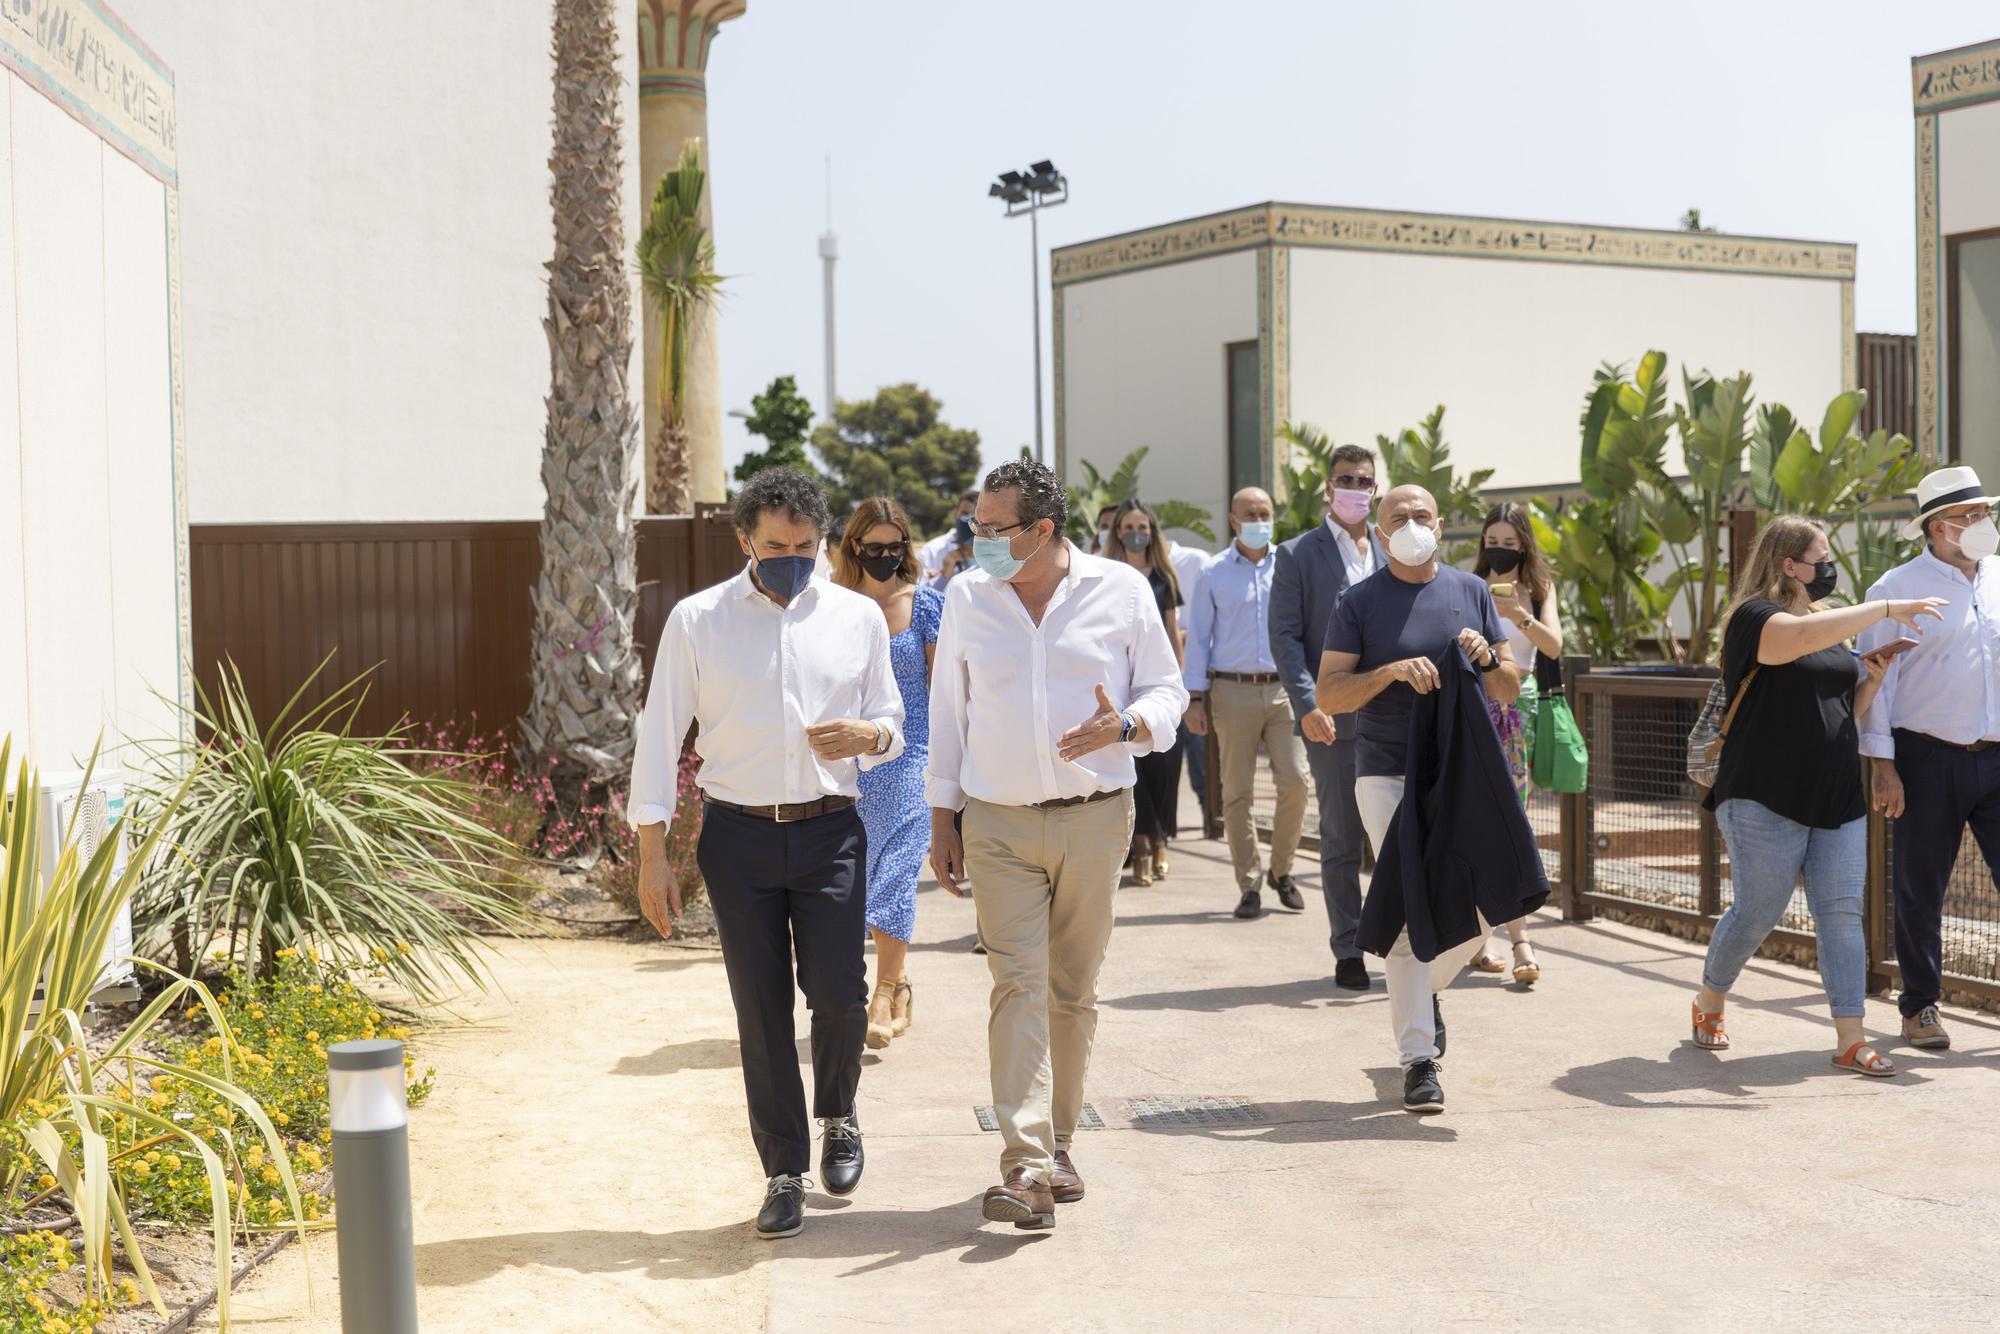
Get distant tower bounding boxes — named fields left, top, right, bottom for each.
left=817, top=158, right=837, bottom=419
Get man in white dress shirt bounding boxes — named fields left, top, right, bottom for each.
left=1185, top=487, right=1309, bottom=919
left=630, top=467, right=905, bottom=1241
left=927, top=459, right=1188, bottom=1230
left=1858, top=465, right=2000, bottom=1052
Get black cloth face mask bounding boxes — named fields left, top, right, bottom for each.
left=857, top=552, right=904, bottom=583
left=1803, top=559, right=1838, bottom=601
left=1483, top=546, right=1522, bottom=575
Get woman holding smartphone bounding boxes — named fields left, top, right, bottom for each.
left=1690, top=516, right=1944, bottom=1074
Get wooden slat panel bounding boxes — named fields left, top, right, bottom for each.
left=189, top=518, right=708, bottom=752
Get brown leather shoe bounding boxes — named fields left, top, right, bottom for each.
left=1049, top=1151, right=1084, bottom=1203
left=1903, top=1004, right=1951, bottom=1050
left=981, top=1168, right=1055, bottom=1229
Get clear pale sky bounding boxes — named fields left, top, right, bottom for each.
left=704, top=1, right=1996, bottom=481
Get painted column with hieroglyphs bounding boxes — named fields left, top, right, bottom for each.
left=636, top=0, right=745, bottom=510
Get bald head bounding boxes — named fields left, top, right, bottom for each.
left=1377, top=484, right=1441, bottom=567
left=1230, top=487, right=1273, bottom=520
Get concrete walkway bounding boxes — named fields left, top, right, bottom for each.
left=208, top=835, right=2000, bottom=1332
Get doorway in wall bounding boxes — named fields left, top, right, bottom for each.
left=1225, top=339, right=1259, bottom=500
left=1950, top=229, right=2000, bottom=480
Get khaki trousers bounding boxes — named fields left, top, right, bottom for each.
left=1210, top=678, right=1310, bottom=894
left=963, top=791, right=1134, bottom=1177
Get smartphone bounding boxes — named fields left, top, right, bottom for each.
left=1859, top=638, right=1920, bottom=664
left=1489, top=581, right=1515, bottom=599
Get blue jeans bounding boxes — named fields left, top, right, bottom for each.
left=1706, top=799, right=1866, bottom=1018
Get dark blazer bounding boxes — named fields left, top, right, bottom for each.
left=1356, top=645, right=1550, bottom=962
left=1269, top=522, right=1389, bottom=736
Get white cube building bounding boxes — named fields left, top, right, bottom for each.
left=1052, top=203, right=1856, bottom=531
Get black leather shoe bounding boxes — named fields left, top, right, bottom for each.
left=1233, top=890, right=1263, bottom=919
left=756, top=1174, right=806, bottom=1238
left=1433, top=996, right=1447, bottom=1059
left=1334, top=957, right=1371, bottom=990
left=1268, top=872, right=1305, bottom=911
left=819, top=1112, right=864, bottom=1196
left=1403, top=1059, right=1444, bottom=1114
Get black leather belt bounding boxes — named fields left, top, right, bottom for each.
left=1030, top=788, right=1122, bottom=811
left=1898, top=729, right=1998, bottom=754
left=705, top=794, right=857, bottom=822
left=1209, top=671, right=1281, bottom=684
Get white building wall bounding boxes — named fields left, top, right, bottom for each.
left=1287, top=247, right=1846, bottom=489
left=0, top=73, right=179, bottom=766
left=1059, top=250, right=1257, bottom=538
left=114, top=0, right=644, bottom=523
left=1939, top=98, right=2000, bottom=237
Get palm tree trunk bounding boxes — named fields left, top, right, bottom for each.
left=520, top=0, right=646, bottom=853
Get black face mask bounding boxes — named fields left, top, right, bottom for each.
left=1483, top=546, right=1522, bottom=575
left=1803, top=559, right=1838, bottom=601
left=857, top=552, right=904, bottom=583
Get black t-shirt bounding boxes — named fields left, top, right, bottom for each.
left=1146, top=564, right=1182, bottom=620
left=1324, top=564, right=1507, bottom=778
left=1703, top=598, right=1864, bottom=828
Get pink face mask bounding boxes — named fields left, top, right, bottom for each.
left=1329, top=490, right=1373, bottom=524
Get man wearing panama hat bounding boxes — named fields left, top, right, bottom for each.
left=1857, top=464, right=2000, bottom=1050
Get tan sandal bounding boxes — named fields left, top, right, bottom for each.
left=1511, top=941, right=1540, bottom=986
left=1831, top=1041, right=1896, bottom=1078
left=1153, top=842, right=1170, bottom=880
left=1691, top=1001, right=1729, bottom=1050
left=865, top=984, right=895, bottom=1050
left=1468, top=948, right=1506, bottom=973
left=889, top=978, right=913, bottom=1037
left=1130, top=837, right=1154, bottom=887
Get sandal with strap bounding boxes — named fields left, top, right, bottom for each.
left=1467, top=948, right=1506, bottom=973
left=1831, top=1041, right=1896, bottom=1078
left=1512, top=941, right=1541, bottom=986
left=889, top=978, right=914, bottom=1038
left=1691, top=1001, right=1729, bottom=1050
left=865, top=984, right=895, bottom=1050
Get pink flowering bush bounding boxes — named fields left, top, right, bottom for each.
left=412, top=718, right=705, bottom=913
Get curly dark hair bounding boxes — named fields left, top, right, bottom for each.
left=733, top=466, right=832, bottom=535
left=982, top=459, right=1068, bottom=534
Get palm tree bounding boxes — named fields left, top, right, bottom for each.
left=636, top=142, right=725, bottom=515
left=520, top=0, right=645, bottom=849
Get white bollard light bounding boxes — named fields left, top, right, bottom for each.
left=328, top=1039, right=417, bottom=1333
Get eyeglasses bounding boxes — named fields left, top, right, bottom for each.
left=1943, top=508, right=1993, bottom=527
left=971, top=520, right=1033, bottom=542
left=1330, top=473, right=1377, bottom=492
left=854, top=541, right=907, bottom=559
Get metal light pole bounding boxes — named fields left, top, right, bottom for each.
left=328, top=1039, right=417, bottom=1334
left=819, top=156, right=838, bottom=419
left=990, top=161, right=1068, bottom=467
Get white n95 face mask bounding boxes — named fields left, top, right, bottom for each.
left=1387, top=521, right=1439, bottom=567
left=1958, top=517, right=2000, bottom=561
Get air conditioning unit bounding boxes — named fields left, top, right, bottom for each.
left=2, top=769, right=140, bottom=1006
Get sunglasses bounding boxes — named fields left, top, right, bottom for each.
left=1330, top=473, right=1377, bottom=492
left=854, top=541, right=907, bottom=559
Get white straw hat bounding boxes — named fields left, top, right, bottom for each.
left=1900, top=465, right=2000, bottom=540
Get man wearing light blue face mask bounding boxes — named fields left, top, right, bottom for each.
left=1184, top=487, right=1310, bottom=920
left=927, top=459, right=1188, bottom=1230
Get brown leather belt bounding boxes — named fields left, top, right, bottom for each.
left=1030, top=788, right=1122, bottom=811
left=1210, top=670, right=1281, bottom=684
left=705, top=794, right=857, bottom=823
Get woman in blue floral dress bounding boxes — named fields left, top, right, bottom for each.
left=835, top=498, right=943, bottom=1051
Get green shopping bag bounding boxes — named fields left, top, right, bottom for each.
left=1531, top=692, right=1588, bottom=794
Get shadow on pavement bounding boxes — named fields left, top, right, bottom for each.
left=1555, top=1041, right=1935, bottom=1110
left=415, top=1196, right=1047, bottom=1286
left=611, top=1037, right=740, bottom=1077
left=1104, top=977, right=1369, bottom=1013
left=1122, top=1074, right=1456, bottom=1145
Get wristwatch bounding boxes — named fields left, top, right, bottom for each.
left=1117, top=712, right=1137, bottom=743
left=1478, top=650, right=1502, bottom=673
left=870, top=722, right=889, bottom=754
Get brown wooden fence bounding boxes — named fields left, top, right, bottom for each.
left=188, top=508, right=740, bottom=743
left=1857, top=332, right=1916, bottom=441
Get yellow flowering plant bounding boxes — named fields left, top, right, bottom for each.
left=0, top=1228, right=132, bottom=1332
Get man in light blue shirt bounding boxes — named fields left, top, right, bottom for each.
left=1857, top=464, right=2000, bottom=1051
left=1185, top=487, right=1310, bottom=919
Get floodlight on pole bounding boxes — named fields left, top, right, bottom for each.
left=989, top=159, right=1068, bottom=467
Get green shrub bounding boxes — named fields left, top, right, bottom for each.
left=0, top=1228, right=132, bottom=1331
left=129, top=661, right=531, bottom=1007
